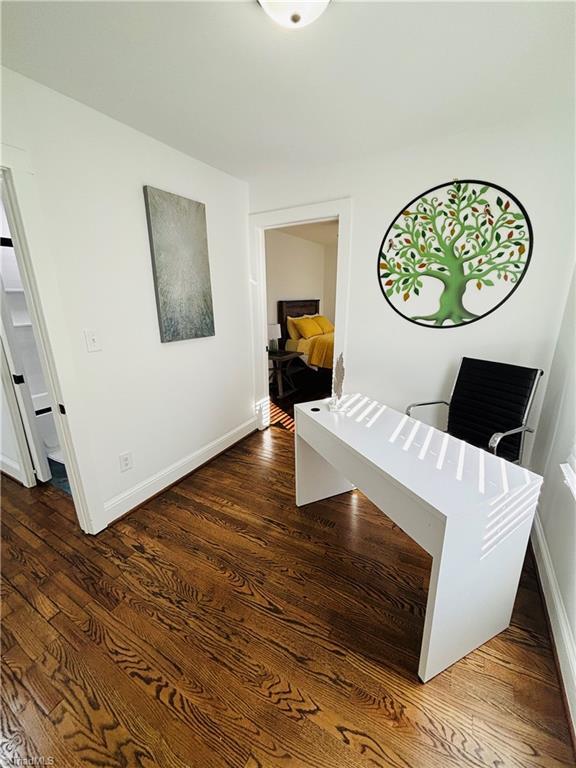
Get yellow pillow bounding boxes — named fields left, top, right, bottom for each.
left=293, top=316, right=323, bottom=339
left=314, top=315, right=334, bottom=333
left=286, top=316, right=301, bottom=340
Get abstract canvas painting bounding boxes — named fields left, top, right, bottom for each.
left=144, top=185, right=215, bottom=342
left=377, top=180, right=532, bottom=328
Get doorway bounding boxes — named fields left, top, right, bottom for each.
left=250, top=198, right=352, bottom=431
left=264, top=219, right=338, bottom=428
left=0, top=174, right=71, bottom=494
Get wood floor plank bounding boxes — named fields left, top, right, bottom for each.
left=3, top=642, right=62, bottom=716
left=1, top=657, right=85, bottom=768
left=111, top=600, right=399, bottom=768
left=1, top=663, right=47, bottom=766
left=112, top=596, right=464, bottom=768
left=9, top=571, right=60, bottom=620
left=2, top=600, right=59, bottom=662
left=43, top=628, right=225, bottom=768
left=46, top=592, right=252, bottom=767
left=1, top=427, right=574, bottom=767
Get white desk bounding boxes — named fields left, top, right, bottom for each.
left=294, top=394, right=543, bottom=682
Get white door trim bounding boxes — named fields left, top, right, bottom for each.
left=249, top=198, right=352, bottom=428
left=1, top=153, right=93, bottom=532
left=1, top=339, right=36, bottom=487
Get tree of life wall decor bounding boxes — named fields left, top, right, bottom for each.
left=377, top=180, right=533, bottom=328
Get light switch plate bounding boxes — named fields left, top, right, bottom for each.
left=84, top=329, right=102, bottom=353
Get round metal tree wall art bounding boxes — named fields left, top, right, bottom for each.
left=377, top=180, right=533, bottom=328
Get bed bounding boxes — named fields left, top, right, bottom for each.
left=277, top=299, right=334, bottom=370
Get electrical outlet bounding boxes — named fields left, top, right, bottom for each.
left=119, top=451, right=133, bottom=472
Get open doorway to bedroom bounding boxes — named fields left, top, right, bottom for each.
left=264, top=219, right=338, bottom=429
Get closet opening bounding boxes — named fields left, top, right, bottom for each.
left=1, top=173, right=71, bottom=497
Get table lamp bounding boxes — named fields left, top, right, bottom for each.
left=268, top=323, right=281, bottom=352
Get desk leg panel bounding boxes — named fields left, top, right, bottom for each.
left=419, top=511, right=536, bottom=682
left=295, top=435, right=355, bottom=506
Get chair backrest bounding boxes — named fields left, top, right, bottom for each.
left=447, top=357, right=542, bottom=462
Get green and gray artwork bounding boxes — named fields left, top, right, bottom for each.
left=378, top=181, right=531, bottom=327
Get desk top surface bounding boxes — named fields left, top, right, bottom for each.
left=295, top=394, right=542, bottom=516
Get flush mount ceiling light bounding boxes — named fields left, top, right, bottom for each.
left=258, top=1, right=331, bottom=29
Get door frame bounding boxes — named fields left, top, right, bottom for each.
left=249, top=198, right=352, bottom=428
left=1, top=153, right=92, bottom=532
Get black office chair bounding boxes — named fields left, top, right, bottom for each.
left=406, top=357, right=543, bottom=464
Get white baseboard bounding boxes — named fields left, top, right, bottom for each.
left=100, top=416, right=258, bottom=532
left=531, top=513, right=576, bottom=731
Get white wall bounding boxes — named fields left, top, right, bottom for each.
left=531, top=268, right=576, bottom=727
left=265, top=230, right=326, bottom=325
left=250, top=118, right=575, bottom=446
left=2, top=68, right=256, bottom=533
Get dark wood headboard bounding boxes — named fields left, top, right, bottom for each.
left=277, top=299, right=320, bottom=345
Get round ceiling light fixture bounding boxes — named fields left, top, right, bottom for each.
left=258, top=1, right=331, bottom=29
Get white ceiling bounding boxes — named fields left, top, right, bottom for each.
left=2, top=2, right=573, bottom=181
left=276, top=219, right=338, bottom=245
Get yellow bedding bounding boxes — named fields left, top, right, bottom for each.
left=285, top=332, right=334, bottom=369
left=285, top=337, right=312, bottom=355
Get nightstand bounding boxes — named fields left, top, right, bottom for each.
left=268, top=350, right=303, bottom=399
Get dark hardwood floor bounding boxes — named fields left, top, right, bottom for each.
left=1, top=427, right=574, bottom=767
